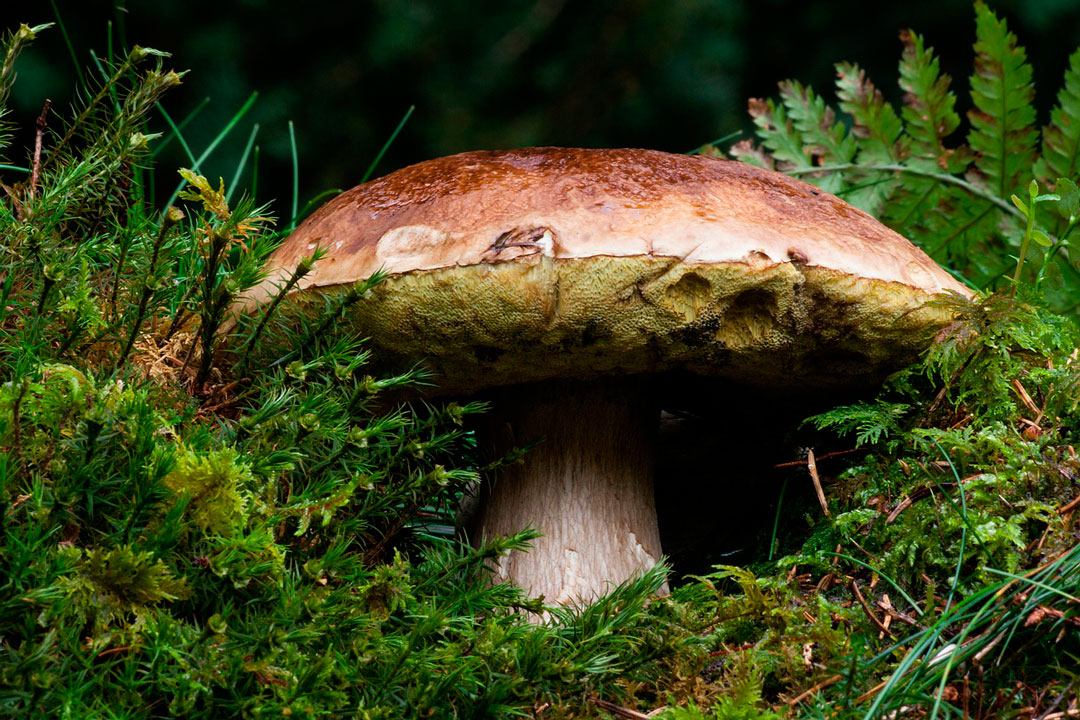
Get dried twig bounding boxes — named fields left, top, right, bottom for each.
left=971, top=630, right=1007, bottom=663
left=886, top=474, right=984, bottom=523
left=787, top=674, right=843, bottom=706
left=851, top=580, right=894, bottom=637
left=587, top=696, right=654, bottom=719
left=1059, top=493, right=1080, bottom=516
left=886, top=495, right=914, bottom=524
left=773, top=447, right=859, bottom=468
left=707, top=642, right=755, bottom=658
left=807, top=449, right=829, bottom=516
left=877, top=594, right=918, bottom=626
left=1025, top=605, right=1080, bottom=628
left=27, top=99, right=50, bottom=205
left=1012, top=379, right=1041, bottom=418
left=0, top=180, right=26, bottom=221
left=1038, top=710, right=1080, bottom=720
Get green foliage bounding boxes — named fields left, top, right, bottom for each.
left=968, top=2, right=1038, bottom=201
left=698, top=5, right=1080, bottom=716
left=805, top=399, right=911, bottom=449
left=5, top=5, right=1080, bottom=719
left=0, top=24, right=690, bottom=719
left=726, top=2, right=1080, bottom=315
left=660, top=292, right=1080, bottom=718
left=776, top=292, right=1080, bottom=716
left=163, top=447, right=255, bottom=536
left=662, top=694, right=782, bottom=720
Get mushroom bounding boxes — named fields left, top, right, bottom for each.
left=244, top=148, right=967, bottom=604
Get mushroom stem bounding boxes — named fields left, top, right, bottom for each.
left=477, top=378, right=664, bottom=604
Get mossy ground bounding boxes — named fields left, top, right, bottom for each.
left=2, top=9, right=1080, bottom=720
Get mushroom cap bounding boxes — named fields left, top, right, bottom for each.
left=249, top=148, right=968, bottom=393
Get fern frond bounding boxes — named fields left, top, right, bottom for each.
left=735, top=4, right=1080, bottom=308
left=741, top=97, right=812, bottom=171
left=1035, top=48, right=1080, bottom=185
left=778, top=80, right=855, bottom=195
left=836, top=62, right=904, bottom=164
left=834, top=62, right=904, bottom=212
left=727, top=137, right=775, bottom=169
left=898, top=30, right=966, bottom=171
left=805, top=399, right=911, bottom=448
left=967, top=2, right=1038, bottom=200
left=779, top=80, right=857, bottom=165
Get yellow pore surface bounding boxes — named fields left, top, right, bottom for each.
left=281, top=253, right=957, bottom=395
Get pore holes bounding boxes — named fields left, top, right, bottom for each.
left=714, top=288, right=780, bottom=347
left=664, top=272, right=713, bottom=321
left=725, top=288, right=777, bottom=317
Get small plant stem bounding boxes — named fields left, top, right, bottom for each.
left=1035, top=218, right=1078, bottom=291
left=288, top=121, right=299, bottom=229
left=49, top=47, right=144, bottom=167
left=36, top=274, right=55, bottom=315
left=768, top=477, right=788, bottom=561
left=116, top=210, right=181, bottom=370
left=109, top=232, right=132, bottom=317
left=1012, top=197, right=1037, bottom=289
left=238, top=258, right=314, bottom=377
left=11, top=377, right=29, bottom=478
left=786, top=163, right=1019, bottom=217
left=47, top=0, right=83, bottom=85
left=361, top=105, right=414, bottom=183
left=226, top=123, right=259, bottom=203
left=164, top=303, right=190, bottom=342
left=195, top=231, right=230, bottom=389
left=26, top=99, right=50, bottom=206
left=55, top=324, right=84, bottom=357
left=686, top=130, right=742, bottom=155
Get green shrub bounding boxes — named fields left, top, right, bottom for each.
left=0, top=22, right=684, bottom=719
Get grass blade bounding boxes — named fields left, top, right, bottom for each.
left=48, top=0, right=83, bottom=86
left=163, top=91, right=258, bottom=211
left=288, top=120, right=299, bottom=228
left=152, top=97, right=210, bottom=158
left=227, top=123, right=259, bottom=203
left=362, top=104, right=414, bottom=183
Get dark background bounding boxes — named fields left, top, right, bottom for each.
left=4, top=0, right=1080, bottom=218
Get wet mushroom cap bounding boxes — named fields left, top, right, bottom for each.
left=249, top=147, right=967, bottom=392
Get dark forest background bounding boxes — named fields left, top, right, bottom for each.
left=3, top=0, right=1080, bottom=216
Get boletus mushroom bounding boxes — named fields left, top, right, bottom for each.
left=243, top=148, right=967, bottom=605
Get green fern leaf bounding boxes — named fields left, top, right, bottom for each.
left=834, top=62, right=905, bottom=213
left=742, top=96, right=812, bottom=171
left=898, top=29, right=966, bottom=171
left=728, top=137, right=775, bottom=169
left=836, top=62, right=904, bottom=164
left=1035, top=48, right=1080, bottom=184
left=778, top=80, right=857, bottom=164
left=967, top=1, right=1038, bottom=200
left=805, top=400, right=911, bottom=448
left=777, top=80, right=855, bottom=195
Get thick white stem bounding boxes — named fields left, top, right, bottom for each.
left=476, top=379, right=663, bottom=604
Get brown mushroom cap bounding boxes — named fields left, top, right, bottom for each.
left=249, top=148, right=967, bottom=393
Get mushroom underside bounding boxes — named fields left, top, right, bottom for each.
left=279, top=255, right=953, bottom=396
